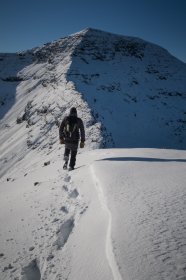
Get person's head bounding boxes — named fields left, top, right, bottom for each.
left=69, top=107, right=77, bottom=117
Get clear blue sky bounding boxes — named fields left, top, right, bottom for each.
left=0, top=0, right=186, bottom=63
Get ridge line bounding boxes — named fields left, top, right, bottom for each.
left=90, top=164, right=123, bottom=280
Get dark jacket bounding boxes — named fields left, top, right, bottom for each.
left=59, top=115, right=85, bottom=144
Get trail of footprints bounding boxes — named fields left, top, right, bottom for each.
left=1, top=172, right=88, bottom=280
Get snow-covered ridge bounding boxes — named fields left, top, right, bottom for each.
left=67, top=28, right=186, bottom=148
left=0, top=27, right=186, bottom=177
left=0, top=29, right=101, bottom=177
left=0, top=28, right=186, bottom=280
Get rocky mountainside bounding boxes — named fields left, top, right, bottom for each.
left=0, top=28, right=186, bottom=175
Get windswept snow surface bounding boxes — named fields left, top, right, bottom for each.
left=0, top=148, right=186, bottom=280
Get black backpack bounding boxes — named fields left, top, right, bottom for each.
left=64, top=116, right=78, bottom=139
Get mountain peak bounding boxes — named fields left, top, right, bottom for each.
left=0, top=27, right=186, bottom=164
left=72, top=27, right=144, bottom=42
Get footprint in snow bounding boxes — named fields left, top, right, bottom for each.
left=60, top=206, right=68, bottom=213
left=21, top=259, right=41, bottom=280
left=54, top=218, right=74, bottom=250
left=29, top=246, right=35, bottom=251
left=64, top=174, right=71, bottom=183
left=69, top=189, right=79, bottom=198
left=63, top=184, right=68, bottom=192
left=47, top=254, right=54, bottom=261
left=52, top=218, right=60, bottom=223
left=3, top=264, right=14, bottom=271
left=80, top=206, right=88, bottom=215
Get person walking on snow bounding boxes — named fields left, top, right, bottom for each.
left=59, top=107, right=85, bottom=170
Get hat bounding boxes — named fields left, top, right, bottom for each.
left=70, top=107, right=77, bottom=116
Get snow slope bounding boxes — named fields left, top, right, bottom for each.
left=0, top=148, right=186, bottom=280
left=68, top=28, right=186, bottom=149
left=0, top=28, right=186, bottom=280
left=0, top=30, right=102, bottom=177
left=0, top=27, right=186, bottom=168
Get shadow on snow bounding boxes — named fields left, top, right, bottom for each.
left=0, top=53, right=33, bottom=120
left=98, top=157, right=186, bottom=163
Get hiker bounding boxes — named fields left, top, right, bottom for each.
left=59, top=107, right=85, bottom=170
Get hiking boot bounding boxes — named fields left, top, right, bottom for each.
left=63, top=162, right=68, bottom=170
left=64, top=155, right=69, bottom=162
left=68, top=166, right=74, bottom=171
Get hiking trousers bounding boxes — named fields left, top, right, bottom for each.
left=64, top=143, right=78, bottom=168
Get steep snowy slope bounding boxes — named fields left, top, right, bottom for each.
left=68, top=28, right=186, bottom=149
left=0, top=30, right=102, bottom=177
